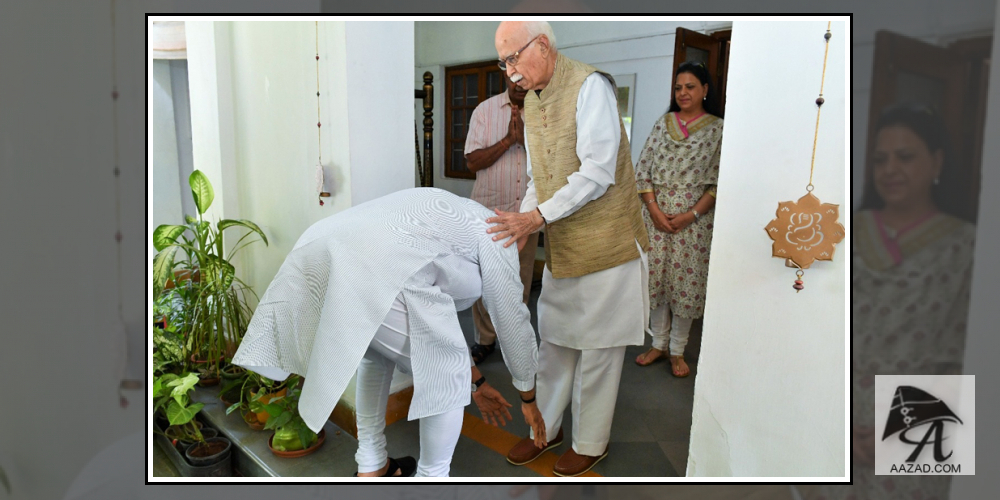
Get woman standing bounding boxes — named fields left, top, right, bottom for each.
left=805, top=104, right=976, bottom=500
left=634, top=61, right=723, bottom=377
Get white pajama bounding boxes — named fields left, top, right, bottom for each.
left=531, top=341, right=627, bottom=456
left=647, top=302, right=694, bottom=356
left=354, top=293, right=465, bottom=477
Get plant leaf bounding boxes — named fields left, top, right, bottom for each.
left=266, top=411, right=292, bottom=431
left=202, top=255, right=235, bottom=291
left=168, top=372, right=199, bottom=404
left=218, top=219, right=269, bottom=246
left=298, top=426, right=317, bottom=451
left=166, top=401, right=204, bottom=426
left=153, top=225, right=187, bottom=252
left=262, top=403, right=284, bottom=418
left=185, top=214, right=198, bottom=224
left=226, top=401, right=242, bottom=415
left=189, top=170, right=215, bottom=215
left=153, top=247, right=179, bottom=296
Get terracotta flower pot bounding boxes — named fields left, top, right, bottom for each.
left=250, top=387, right=287, bottom=424
left=165, top=268, right=201, bottom=290
left=243, top=412, right=266, bottom=431
left=268, top=429, right=325, bottom=458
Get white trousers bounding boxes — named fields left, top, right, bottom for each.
left=355, top=293, right=465, bottom=477
left=529, top=340, right=627, bottom=456
left=647, top=302, right=694, bottom=356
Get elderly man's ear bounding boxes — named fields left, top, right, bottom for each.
left=517, top=234, right=529, bottom=252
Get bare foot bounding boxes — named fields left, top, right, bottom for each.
left=669, top=355, right=690, bottom=377
left=635, top=348, right=665, bottom=366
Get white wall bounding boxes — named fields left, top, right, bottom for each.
left=687, top=21, right=847, bottom=477
left=220, top=21, right=353, bottom=304
left=347, top=22, right=416, bottom=205
left=0, top=0, right=148, bottom=498
left=415, top=21, right=731, bottom=199
left=182, top=20, right=415, bottom=306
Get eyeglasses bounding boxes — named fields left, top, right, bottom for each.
left=498, top=35, right=540, bottom=71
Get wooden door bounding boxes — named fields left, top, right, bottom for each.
left=867, top=30, right=984, bottom=222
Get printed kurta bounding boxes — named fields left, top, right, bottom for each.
left=635, top=112, right=723, bottom=317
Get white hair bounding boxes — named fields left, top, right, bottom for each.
left=523, top=21, right=556, bottom=49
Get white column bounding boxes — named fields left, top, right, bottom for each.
left=345, top=21, right=416, bottom=205
left=184, top=21, right=240, bottom=226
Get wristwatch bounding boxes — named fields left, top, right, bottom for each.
left=472, top=376, right=486, bottom=393
left=691, top=208, right=701, bottom=220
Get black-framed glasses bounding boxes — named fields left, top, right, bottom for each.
left=498, top=35, right=540, bottom=71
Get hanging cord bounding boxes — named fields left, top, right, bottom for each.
left=111, top=0, right=137, bottom=407
left=315, top=21, right=326, bottom=205
left=807, top=21, right=832, bottom=193
left=315, top=21, right=322, bottom=166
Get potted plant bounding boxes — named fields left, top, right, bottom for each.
left=152, top=170, right=268, bottom=382
left=217, top=363, right=247, bottom=406
left=153, top=326, right=186, bottom=378
left=153, top=372, right=232, bottom=468
left=255, top=375, right=325, bottom=457
left=225, top=371, right=291, bottom=431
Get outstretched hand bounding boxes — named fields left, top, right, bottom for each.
left=472, top=382, right=514, bottom=427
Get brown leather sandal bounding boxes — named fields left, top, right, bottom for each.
left=669, top=355, right=690, bottom=378
left=635, top=348, right=665, bottom=366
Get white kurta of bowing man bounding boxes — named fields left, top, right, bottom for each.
left=232, top=188, right=539, bottom=434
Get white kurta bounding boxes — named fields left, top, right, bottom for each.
left=520, top=73, right=648, bottom=349
left=233, top=188, right=538, bottom=434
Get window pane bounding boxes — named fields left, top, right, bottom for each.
left=453, top=148, right=468, bottom=173
left=466, top=74, right=479, bottom=104
left=685, top=47, right=709, bottom=67
left=452, top=109, right=464, bottom=138
left=452, top=75, right=463, bottom=106
left=488, top=72, right=502, bottom=96
left=894, top=71, right=946, bottom=113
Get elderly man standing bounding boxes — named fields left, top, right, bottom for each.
left=487, top=21, right=650, bottom=476
left=464, top=73, right=538, bottom=365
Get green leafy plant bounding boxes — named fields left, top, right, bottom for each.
left=245, top=374, right=317, bottom=452
left=153, top=372, right=206, bottom=446
left=225, top=371, right=291, bottom=427
left=152, top=170, right=267, bottom=378
left=153, top=326, right=186, bottom=377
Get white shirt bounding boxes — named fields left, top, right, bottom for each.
left=233, top=188, right=538, bottom=433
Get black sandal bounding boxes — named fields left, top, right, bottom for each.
left=354, top=456, right=417, bottom=477
left=470, top=342, right=496, bottom=363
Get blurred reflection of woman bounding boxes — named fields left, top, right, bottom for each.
left=811, top=104, right=976, bottom=499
